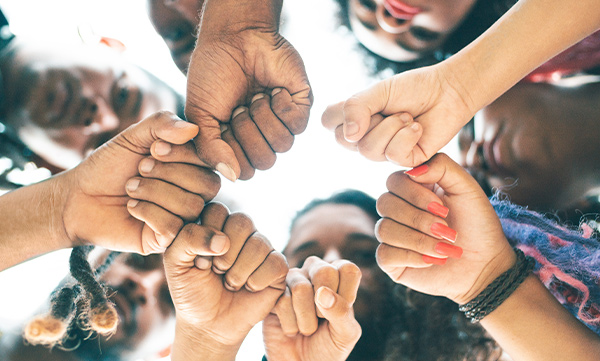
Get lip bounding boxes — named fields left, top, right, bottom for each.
left=110, top=291, right=134, bottom=328
left=384, top=0, right=422, bottom=19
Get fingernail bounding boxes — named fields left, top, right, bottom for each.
left=232, top=107, right=246, bottom=119
left=405, top=164, right=428, bottom=177
left=127, top=199, right=139, bottom=208
left=316, top=287, right=336, bottom=309
left=345, top=122, right=359, bottom=137
left=398, top=113, right=412, bottom=124
left=210, top=235, right=228, bottom=254
left=126, top=178, right=140, bottom=192
left=194, top=256, right=211, bottom=270
left=422, top=255, right=447, bottom=265
left=216, top=162, right=237, bottom=182
left=434, top=242, right=463, bottom=259
left=251, top=93, right=265, bottom=103
left=271, top=88, right=282, bottom=96
left=410, top=122, right=420, bottom=131
left=427, top=202, right=449, bottom=218
left=139, top=158, right=155, bottom=173
left=431, top=223, right=457, bottom=243
left=155, top=141, right=171, bottom=156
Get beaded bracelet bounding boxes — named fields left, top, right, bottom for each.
left=459, top=248, right=535, bottom=323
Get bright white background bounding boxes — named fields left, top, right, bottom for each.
left=0, top=0, right=457, bottom=359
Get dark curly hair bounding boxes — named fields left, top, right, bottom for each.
left=290, top=190, right=502, bottom=361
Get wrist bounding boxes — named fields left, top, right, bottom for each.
left=171, top=316, right=241, bottom=361
left=201, top=0, right=282, bottom=35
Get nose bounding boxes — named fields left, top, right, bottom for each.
left=120, top=270, right=165, bottom=306
left=376, top=2, right=410, bottom=34
left=323, top=249, right=343, bottom=264
left=81, top=97, right=120, bottom=135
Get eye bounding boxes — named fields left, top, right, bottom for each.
left=410, top=26, right=441, bottom=42
left=347, top=249, right=377, bottom=266
left=116, top=84, right=130, bottom=109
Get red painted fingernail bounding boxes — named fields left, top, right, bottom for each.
left=427, top=202, right=449, bottom=218
left=431, top=223, right=457, bottom=243
left=434, top=242, right=463, bottom=259
left=422, top=255, right=447, bottom=265
left=405, top=164, right=428, bottom=177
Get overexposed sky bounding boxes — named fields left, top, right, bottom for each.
left=0, top=0, right=457, bottom=359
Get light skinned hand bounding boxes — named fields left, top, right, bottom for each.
left=375, top=153, right=516, bottom=304
left=321, top=64, right=476, bottom=167
left=263, top=256, right=362, bottom=361
left=61, top=111, right=208, bottom=255
left=165, top=202, right=288, bottom=360
left=186, top=12, right=312, bottom=181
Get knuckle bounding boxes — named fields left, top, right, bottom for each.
left=290, top=280, right=313, bottom=296
left=225, top=212, right=255, bottom=233
left=224, top=272, right=244, bottom=290
left=385, top=171, right=405, bottom=191
left=271, top=134, right=294, bottom=153
left=339, top=262, right=361, bottom=277
left=376, top=193, right=394, bottom=216
left=252, top=151, right=277, bottom=170
left=163, top=217, right=184, bottom=240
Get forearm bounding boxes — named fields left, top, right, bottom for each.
left=201, top=0, right=283, bottom=33
left=0, top=175, right=72, bottom=271
left=480, top=275, right=600, bottom=360
left=171, top=318, right=241, bottom=361
left=444, top=0, right=600, bottom=115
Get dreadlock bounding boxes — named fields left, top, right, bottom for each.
left=23, top=246, right=121, bottom=348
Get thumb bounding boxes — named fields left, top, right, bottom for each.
left=315, top=287, right=362, bottom=351
left=115, top=111, right=199, bottom=153
left=194, top=125, right=241, bottom=182
left=342, top=78, right=392, bottom=142
left=404, top=153, right=484, bottom=197
left=164, top=223, right=230, bottom=273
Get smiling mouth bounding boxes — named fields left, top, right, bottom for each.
left=108, top=289, right=138, bottom=335
left=384, top=0, right=422, bottom=19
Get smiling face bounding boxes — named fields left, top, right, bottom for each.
left=459, top=80, right=600, bottom=212
left=347, top=0, right=477, bottom=62
left=0, top=39, right=179, bottom=170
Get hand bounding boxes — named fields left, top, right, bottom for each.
left=263, top=256, right=362, bottom=361
left=61, top=111, right=219, bottom=255
left=186, top=15, right=312, bottom=181
left=165, top=203, right=288, bottom=360
left=375, top=153, right=515, bottom=304
left=321, top=64, right=475, bottom=167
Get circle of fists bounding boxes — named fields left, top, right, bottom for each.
left=263, top=256, right=363, bottom=361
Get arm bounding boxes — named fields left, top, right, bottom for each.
left=376, top=153, right=600, bottom=360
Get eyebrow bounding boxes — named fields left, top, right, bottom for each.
left=289, top=232, right=378, bottom=254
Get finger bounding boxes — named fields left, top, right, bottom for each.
left=150, top=140, right=210, bottom=168
left=194, top=127, right=240, bottom=182
left=314, top=287, right=362, bottom=349
left=302, top=256, right=340, bottom=318
left=334, top=125, right=358, bottom=152
left=199, top=202, right=230, bottom=230
left=221, top=124, right=255, bottom=180
left=271, top=87, right=311, bottom=135
left=246, top=251, right=289, bottom=292
left=342, top=80, right=392, bottom=142
left=384, top=121, right=423, bottom=166
left=126, top=177, right=205, bottom=222
left=115, top=111, right=199, bottom=152
left=357, top=113, right=412, bottom=162
left=321, top=101, right=344, bottom=131
left=273, top=287, right=299, bottom=336
left=212, top=212, right=256, bottom=274
left=249, top=93, right=294, bottom=153
left=377, top=192, right=456, bottom=243
left=138, top=157, right=221, bottom=202
left=286, top=268, right=318, bottom=336
left=385, top=171, right=448, bottom=218
left=194, top=256, right=213, bottom=270
left=224, top=232, right=274, bottom=291
left=330, top=260, right=361, bottom=305
left=127, top=199, right=183, bottom=250
left=163, top=223, right=230, bottom=269
left=231, top=107, right=277, bottom=171
left=404, top=153, right=484, bottom=197
left=376, top=243, right=443, bottom=279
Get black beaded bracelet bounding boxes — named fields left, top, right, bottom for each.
left=459, top=248, right=535, bottom=323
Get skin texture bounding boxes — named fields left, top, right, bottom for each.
left=323, top=0, right=600, bottom=168
left=458, top=79, right=600, bottom=213
left=348, top=0, right=477, bottom=62
left=0, top=38, right=180, bottom=171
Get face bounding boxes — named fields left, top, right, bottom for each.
left=1, top=39, right=179, bottom=170
left=98, top=253, right=175, bottom=359
left=285, top=203, right=391, bottom=334
left=147, top=0, right=203, bottom=74
left=458, top=80, right=600, bottom=211
left=348, top=0, right=476, bottom=61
